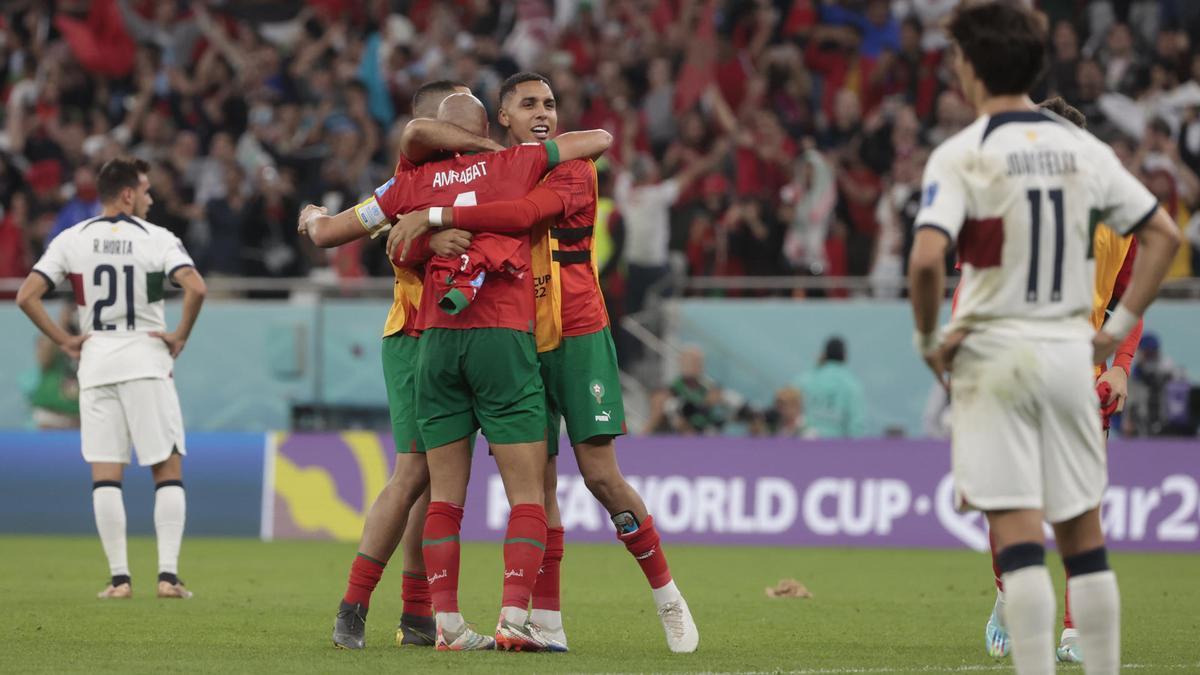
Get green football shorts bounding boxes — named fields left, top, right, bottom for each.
left=540, top=326, right=626, bottom=448
left=382, top=333, right=423, bottom=454
left=416, top=328, right=547, bottom=450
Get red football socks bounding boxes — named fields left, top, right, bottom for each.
left=401, top=570, right=433, bottom=617
left=502, top=503, right=548, bottom=609
left=344, top=552, right=386, bottom=608
left=422, top=501, right=464, bottom=613
left=989, top=530, right=1004, bottom=592
left=618, top=514, right=673, bottom=589
left=1063, top=577, right=1074, bottom=629
left=532, top=526, right=565, bottom=611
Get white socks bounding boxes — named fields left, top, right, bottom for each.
left=651, top=579, right=682, bottom=608
left=1002, top=565, right=1056, bottom=675
left=437, top=611, right=465, bottom=634
left=93, top=484, right=129, bottom=577
left=154, top=482, right=186, bottom=576
left=500, top=605, right=529, bottom=626
left=1069, top=571, right=1121, bottom=675
left=530, top=608, right=563, bottom=632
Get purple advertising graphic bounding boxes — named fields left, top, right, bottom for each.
left=266, top=434, right=1200, bottom=552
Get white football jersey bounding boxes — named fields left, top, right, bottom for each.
left=33, top=213, right=195, bottom=389
left=916, top=109, right=1158, bottom=339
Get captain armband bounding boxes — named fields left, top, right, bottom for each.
left=353, top=196, right=391, bottom=238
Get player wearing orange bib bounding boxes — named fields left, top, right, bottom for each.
left=979, top=97, right=1145, bottom=664
left=298, top=81, right=499, bottom=650
left=390, top=72, right=699, bottom=654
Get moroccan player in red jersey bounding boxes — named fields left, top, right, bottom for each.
left=307, top=92, right=612, bottom=652
left=299, top=81, right=502, bottom=650
left=389, top=73, right=699, bottom=653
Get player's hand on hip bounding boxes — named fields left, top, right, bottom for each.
left=429, top=228, right=472, bottom=257
left=387, top=210, right=433, bottom=261
left=923, top=329, right=967, bottom=393
left=150, top=331, right=187, bottom=358
left=59, top=334, right=89, bottom=360
left=1096, top=366, right=1129, bottom=413
left=1092, top=331, right=1119, bottom=365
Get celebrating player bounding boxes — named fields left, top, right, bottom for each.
left=302, top=92, right=612, bottom=651
left=299, top=80, right=494, bottom=650
left=16, top=157, right=207, bottom=600
left=390, top=71, right=700, bottom=653
left=982, top=96, right=1145, bottom=665
left=907, top=3, right=1180, bottom=674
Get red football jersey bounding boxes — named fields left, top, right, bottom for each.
left=541, top=160, right=609, bottom=336
left=375, top=142, right=557, bottom=331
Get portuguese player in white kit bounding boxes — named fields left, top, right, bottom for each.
left=907, top=4, right=1180, bottom=675
left=16, top=158, right=208, bottom=600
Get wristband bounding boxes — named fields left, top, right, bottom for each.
left=913, top=330, right=938, bottom=356
left=353, top=196, right=389, bottom=236
left=429, top=207, right=444, bottom=228
left=1102, top=304, right=1138, bottom=340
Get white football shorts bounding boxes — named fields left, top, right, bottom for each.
left=80, top=377, right=186, bottom=466
left=949, top=330, right=1105, bottom=524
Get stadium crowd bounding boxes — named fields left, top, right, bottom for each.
left=4, top=0, right=1200, bottom=300
left=4, top=0, right=1200, bottom=438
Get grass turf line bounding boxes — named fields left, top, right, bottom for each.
left=0, top=536, right=1196, bottom=674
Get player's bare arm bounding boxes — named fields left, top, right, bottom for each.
left=388, top=185, right=567, bottom=261
left=552, top=129, right=613, bottom=161
left=15, top=272, right=89, bottom=359
left=907, top=228, right=964, bottom=389
left=298, top=204, right=365, bottom=248
left=400, top=118, right=505, bottom=164
left=1093, top=208, right=1180, bottom=363
left=151, top=266, right=207, bottom=358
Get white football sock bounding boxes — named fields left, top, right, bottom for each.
left=530, top=608, right=563, bottom=632
left=994, top=587, right=1007, bottom=626
left=93, top=485, right=128, bottom=577
left=436, top=611, right=465, bottom=634
left=500, top=606, right=529, bottom=626
left=651, top=579, right=681, bottom=607
left=1068, top=571, right=1121, bottom=675
left=1002, top=566, right=1056, bottom=675
left=154, top=484, right=186, bottom=576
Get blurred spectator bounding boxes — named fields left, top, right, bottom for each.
left=0, top=196, right=32, bottom=300
left=1, top=0, right=1199, bottom=301
left=762, top=387, right=814, bottom=438
left=1124, top=334, right=1189, bottom=437
left=794, top=337, right=866, bottom=438
left=616, top=126, right=722, bottom=317
left=646, top=346, right=748, bottom=435
left=1100, top=23, right=1145, bottom=96
left=47, top=165, right=101, bottom=242
left=25, top=304, right=80, bottom=430
left=781, top=138, right=836, bottom=276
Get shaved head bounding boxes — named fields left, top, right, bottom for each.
left=436, top=93, right=489, bottom=138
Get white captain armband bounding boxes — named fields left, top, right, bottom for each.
left=353, top=196, right=391, bottom=238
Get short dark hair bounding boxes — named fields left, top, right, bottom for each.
left=823, top=337, right=846, bottom=363
left=97, top=157, right=150, bottom=203
left=948, top=1, right=1047, bottom=96
left=1037, top=96, right=1086, bottom=129
left=499, top=72, right=552, bottom=106
left=411, top=80, right=467, bottom=117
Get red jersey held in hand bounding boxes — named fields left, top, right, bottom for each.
left=374, top=141, right=559, bottom=332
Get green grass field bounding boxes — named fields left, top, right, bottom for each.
left=0, top=536, right=1196, bottom=674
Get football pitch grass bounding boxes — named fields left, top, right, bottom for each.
left=1, top=536, right=1197, bottom=674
